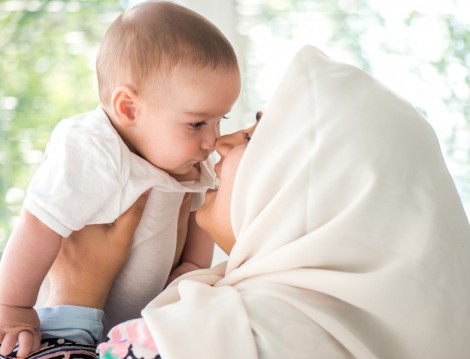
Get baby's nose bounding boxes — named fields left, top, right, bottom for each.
left=201, top=128, right=218, bottom=151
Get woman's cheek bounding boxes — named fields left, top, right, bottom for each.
left=195, top=146, right=245, bottom=250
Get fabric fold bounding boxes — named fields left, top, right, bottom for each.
left=142, top=45, right=470, bottom=358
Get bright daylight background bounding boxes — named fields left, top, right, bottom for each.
left=1, top=0, right=469, bottom=261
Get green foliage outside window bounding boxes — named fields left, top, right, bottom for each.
left=1, top=0, right=469, bottom=255
left=0, top=0, right=125, bottom=252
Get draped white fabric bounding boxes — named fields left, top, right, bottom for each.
left=142, top=45, right=470, bottom=359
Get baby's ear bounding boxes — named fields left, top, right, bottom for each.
left=111, top=86, right=138, bottom=128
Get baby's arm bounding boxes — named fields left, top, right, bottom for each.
left=167, top=211, right=214, bottom=285
left=0, top=208, right=62, bottom=357
left=2, top=192, right=151, bottom=359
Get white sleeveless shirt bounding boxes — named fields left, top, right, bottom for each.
left=29, top=106, right=215, bottom=335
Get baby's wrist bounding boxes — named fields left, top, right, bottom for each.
left=0, top=291, right=38, bottom=308
left=0, top=302, right=33, bottom=310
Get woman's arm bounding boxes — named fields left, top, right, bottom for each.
left=19, top=190, right=151, bottom=355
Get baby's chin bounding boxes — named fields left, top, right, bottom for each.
left=169, top=164, right=201, bottom=182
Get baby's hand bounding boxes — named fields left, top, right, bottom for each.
left=0, top=303, right=41, bottom=357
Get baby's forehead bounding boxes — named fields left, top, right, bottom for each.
left=144, top=63, right=239, bottom=88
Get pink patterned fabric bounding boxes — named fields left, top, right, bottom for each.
left=97, top=318, right=159, bottom=359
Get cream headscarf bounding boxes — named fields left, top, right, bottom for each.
left=142, top=45, right=470, bottom=359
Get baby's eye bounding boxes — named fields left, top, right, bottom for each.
left=190, top=121, right=207, bottom=129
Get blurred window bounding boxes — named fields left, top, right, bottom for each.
left=1, top=0, right=468, bottom=254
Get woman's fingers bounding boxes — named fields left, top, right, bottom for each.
left=45, top=191, right=151, bottom=309
left=111, top=190, right=151, bottom=242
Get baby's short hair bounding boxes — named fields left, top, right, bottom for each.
left=96, top=1, right=239, bottom=105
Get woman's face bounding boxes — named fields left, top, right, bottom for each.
left=196, top=121, right=259, bottom=254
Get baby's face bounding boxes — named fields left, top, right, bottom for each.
left=131, top=64, right=241, bottom=176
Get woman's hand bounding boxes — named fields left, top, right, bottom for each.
left=45, top=191, right=150, bottom=310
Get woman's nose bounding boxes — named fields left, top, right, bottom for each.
left=215, top=131, right=242, bottom=157
left=215, top=135, right=231, bottom=157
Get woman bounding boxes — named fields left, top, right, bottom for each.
left=5, top=45, right=470, bottom=358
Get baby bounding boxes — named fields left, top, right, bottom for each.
left=0, top=1, right=241, bottom=357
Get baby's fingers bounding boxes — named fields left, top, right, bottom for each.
left=16, top=330, right=40, bottom=358
left=0, top=331, right=40, bottom=358
left=0, top=331, right=17, bottom=357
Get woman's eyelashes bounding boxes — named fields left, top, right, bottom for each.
left=240, top=111, right=261, bottom=139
